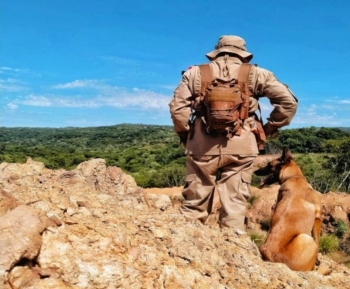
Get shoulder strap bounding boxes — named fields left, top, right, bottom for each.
left=238, top=63, right=252, bottom=120
left=237, top=63, right=252, bottom=83
left=198, top=63, right=251, bottom=95
left=198, top=64, right=212, bottom=95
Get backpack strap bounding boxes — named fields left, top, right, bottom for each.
left=198, top=64, right=212, bottom=95
left=237, top=63, right=252, bottom=120
left=237, top=63, right=252, bottom=83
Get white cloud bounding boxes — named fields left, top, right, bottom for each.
left=256, top=97, right=350, bottom=128
left=290, top=101, right=349, bottom=127
left=292, top=113, right=343, bottom=126
left=7, top=103, right=18, bottom=110
left=0, top=78, right=28, bottom=92
left=20, top=95, right=53, bottom=107
left=158, top=84, right=176, bottom=90
left=324, top=97, right=350, bottom=106
left=101, top=89, right=170, bottom=109
left=0, top=67, right=27, bottom=74
left=45, top=79, right=171, bottom=110
left=11, top=87, right=170, bottom=110
left=0, top=66, right=40, bottom=77
left=101, top=56, right=142, bottom=66
left=52, top=79, right=103, bottom=89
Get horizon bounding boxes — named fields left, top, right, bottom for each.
left=1, top=123, right=350, bottom=131
left=1, top=0, right=350, bottom=128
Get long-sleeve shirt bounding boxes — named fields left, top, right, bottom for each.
left=169, top=56, right=298, bottom=156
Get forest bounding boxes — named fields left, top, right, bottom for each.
left=1, top=124, right=349, bottom=193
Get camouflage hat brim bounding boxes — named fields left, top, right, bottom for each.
left=206, top=46, right=253, bottom=61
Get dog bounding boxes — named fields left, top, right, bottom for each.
left=254, top=148, right=322, bottom=271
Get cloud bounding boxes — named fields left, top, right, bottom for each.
left=0, top=66, right=40, bottom=77
left=45, top=79, right=171, bottom=110
left=257, top=97, right=350, bottom=128
left=0, top=78, right=28, bottom=92
left=52, top=79, right=103, bottom=89
left=101, top=56, right=143, bottom=66
left=290, top=101, right=349, bottom=127
left=12, top=87, right=170, bottom=110
left=292, top=113, right=342, bottom=126
left=20, top=95, right=57, bottom=107
left=158, top=84, right=176, bottom=90
left=102, top=88, right=170, bottom=109
left=7, top=103, right=18, bottom=110
left=0, top=66, right=41, bottom=94
left=0, top=67, right=27, bottom=74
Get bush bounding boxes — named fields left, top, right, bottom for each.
left=339, top=235, right=350, bottom=256
left=132, top=170, right=153, bottom=188
left=247, top=194, right=259, bottom=208
left=251, top=174, right=262, bottom=188
left=319, top=234, right=339, bottom=254
left=335, top=219, right=348, bottom=238
left=249, top=232, right=266, bottom=247
left=151, top=166, right=185, bottom=188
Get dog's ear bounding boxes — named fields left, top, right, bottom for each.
left=281, top=147, right=293, bottom=163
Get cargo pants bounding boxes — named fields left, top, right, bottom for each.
left=179, top=154, right=255, bottom=229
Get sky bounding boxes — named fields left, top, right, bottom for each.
left=1, top=0, right=350, bottom=128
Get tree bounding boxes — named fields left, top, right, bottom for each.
left=322, top=138, right=350, bottom=193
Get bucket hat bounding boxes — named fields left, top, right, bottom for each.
left=206, top=35, right=253, bottom=61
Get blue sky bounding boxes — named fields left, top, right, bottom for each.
left=1, top=0, right=349, bottom=128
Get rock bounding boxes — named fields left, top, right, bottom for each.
left=0, top=158, right=349, bottom=288
left=0, top=205, right=51, bottom=285
left=0, top=188, right=18, bottom=215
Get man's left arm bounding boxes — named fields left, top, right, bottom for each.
left=250, top=67, right=298, bottom=137
left=169, top=68, right=198, bottom=142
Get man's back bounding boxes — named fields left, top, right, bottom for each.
left=169, top=35, right=298, bottom=230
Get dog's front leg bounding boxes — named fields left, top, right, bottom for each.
left=312, top=214, right=322, bottom=267
left=312, top=217, right=322, bottom=244
left=312, top=202, right=322, bottom=244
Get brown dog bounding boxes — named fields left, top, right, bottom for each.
left=254, top=148, right=322, bottom=271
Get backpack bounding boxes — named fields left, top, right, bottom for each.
left=195, top=63, right=252, bottom=138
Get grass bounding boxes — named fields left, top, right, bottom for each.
left=335, top=219, right=348, bottom=238
left=249, top=231, right=266, bottom=247
left=247, top=194, right=259, bottom=208
left=326, top=251, right=350, bottom=268
left=319, top=234, right=339, bottom=254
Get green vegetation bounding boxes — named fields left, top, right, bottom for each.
left=249, top=232, right=266, bottom=247
left=265, top=126, right=349, bottom=154
left=246, top=194, right=259, bottom=209
left=262, top=127, right=350, bottom=193
left=0, top=124, right=186, bottom=188
left=319, top=221, right=350, bottom=263
left=1, top=125, right=349, bottom=191
left=319, top=234, right=340, bottom=254
left=335, top=219, right=348, bottom=238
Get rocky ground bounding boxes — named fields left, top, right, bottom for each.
left=0, top=158, right=349, bottom=289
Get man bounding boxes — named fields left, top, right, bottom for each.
left=169, top=35, right=298, bottom=230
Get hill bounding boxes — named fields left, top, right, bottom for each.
left=1, top=124, right=350, bottom=190
left=0, top=158, right=349, bottom=288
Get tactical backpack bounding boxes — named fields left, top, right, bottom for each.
left=193, top=63, right=252, bottom=138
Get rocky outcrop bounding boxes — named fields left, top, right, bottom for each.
left=0, top=158, right=349, bottom=289
left=246, top=186, right=350, bottom=234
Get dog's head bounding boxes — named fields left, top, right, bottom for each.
left=254, top=147, right=294, bottom=188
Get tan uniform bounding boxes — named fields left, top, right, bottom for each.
left=169, top=55, right=298, bottom=229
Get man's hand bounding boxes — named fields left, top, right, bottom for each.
left=263, top=123, right=279, bottom=139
